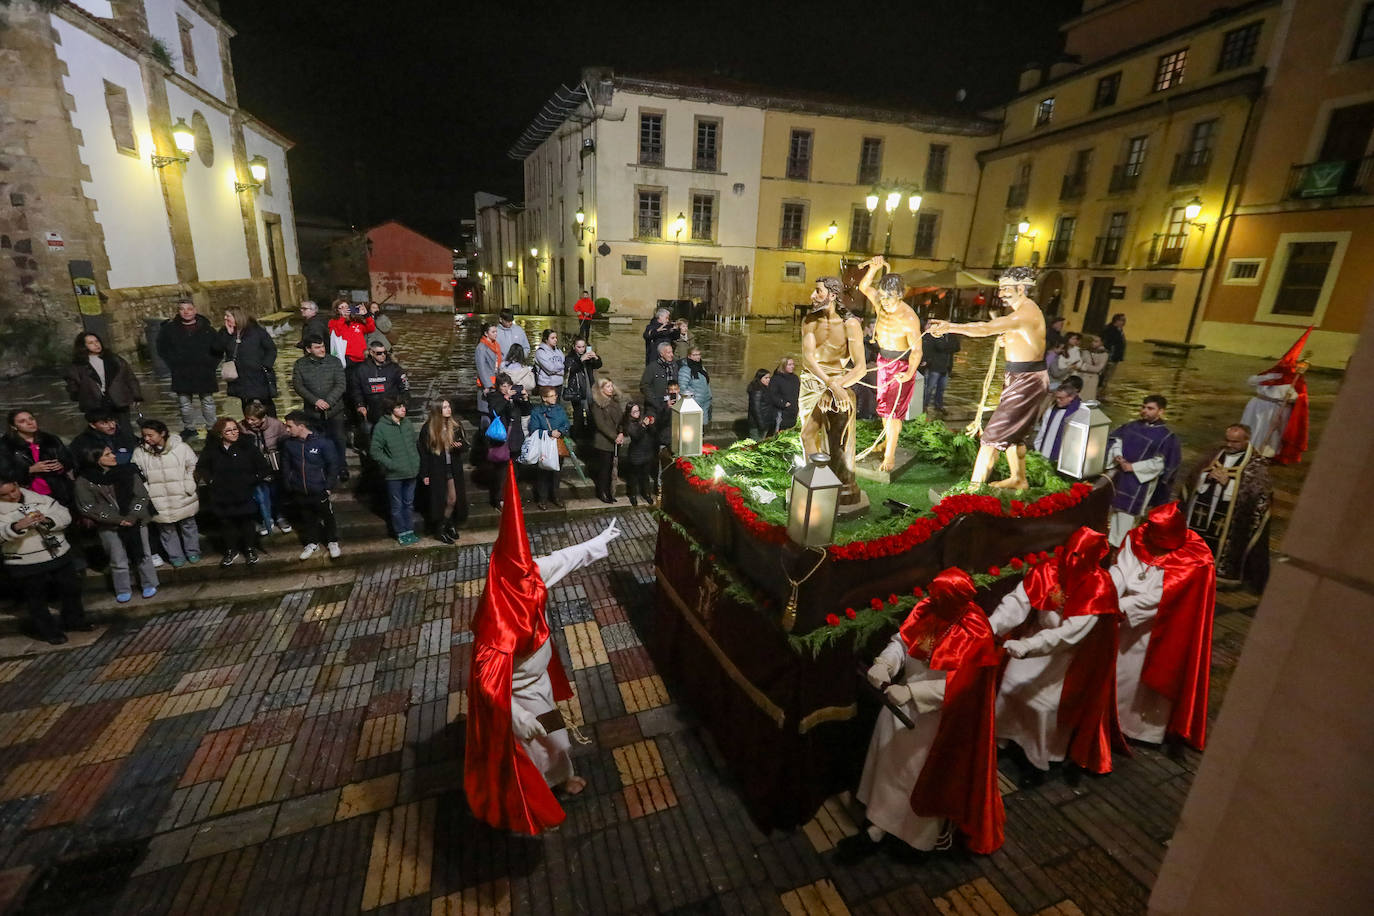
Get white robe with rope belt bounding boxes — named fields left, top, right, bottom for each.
left=1110, top=539, right=1171, bottom=744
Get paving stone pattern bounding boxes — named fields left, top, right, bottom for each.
left=0, top=506, right=1264, bottom=915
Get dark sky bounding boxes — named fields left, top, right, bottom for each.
left=221, top=0, right=1080, bottom=243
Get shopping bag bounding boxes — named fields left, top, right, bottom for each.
left=486, top=415, right=508, bottom=443
left=537, top=434, right=561, bottom=471
left=487, top=441, right=510, bottom=462
left=518, top=430, right=545, bottom=466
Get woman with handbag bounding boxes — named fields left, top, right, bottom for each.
left=562, top=337, right=602, bottom=438
left=589, top=378, right=623, bottom=504
left=196, top=417, right=272, bottom=566
left=74, top=445, right=159, bottom=602
left=418, top=398, right=468, bottom=544
left=219, top=306, right=279, bottom=415
left=483, top=374, right=524, bottom=509
left=527, top=386, right=571, bottom=510
left=240, top=400, right=290, bottom=537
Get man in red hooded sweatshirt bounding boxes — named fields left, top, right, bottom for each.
left=989, top=527, right=1125, bottom=781
left=1112, top=501, right=1216, bottom=753
left=840, top=568, right=1005, bottom=862
left=464, top=462, right=620, bottom=834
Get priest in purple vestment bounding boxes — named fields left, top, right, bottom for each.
left=1033, top=376, right=1083, bottom=463
left=1106, top=395, right=1182, bottom=546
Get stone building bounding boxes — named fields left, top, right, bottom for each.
left=0, top=0, right=302, bottom=375
left=365, top=220, right=455, bottom=310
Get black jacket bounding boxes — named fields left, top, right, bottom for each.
left=280, top=432, right=341, bottom=496
left=748, top=382, right=778, bottom=435
left=65, top=354, right=144, bottom=411
left=69, top=426, right=139, bottom=468
left=0, top=431, right=75, bottom=507
left=156, top=315, right=222, bottom=394
left=642, top=319, right=680, bottom=364
left=296, top=313, right=332, bottom=351
left=769, top=371, right=801, bottom=429
left=639, top=357, right=680, bottom=408
left=1101, top=325, right=1127, bottom=362
left=218, top=323, right=278, bottom=401
left=920, top=332, right=961, bottom=375
left=624, top=420, right=659, bottom=464
left=417, top=420, right=468, bottom=525
left=196, top=439, right=271, bottom=516
left=484, top=389, right=525, bottom=459
left=348, top=355, right=409, bottom=417
left=563, top=350, right=603, bottom=403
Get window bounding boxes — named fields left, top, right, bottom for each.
left=636, top=188, right=662, bottom=238
left=1035, top=97, right=1055, bottom=127
left=1272, top=242, right=1337, bottom=315
left=690, top=192, right=715, bottom=241
left=783, top=262, right=806, bottom=283
left=1098, top=210, right=1128, bottom=265
left=1186, top=119, right=1217, bottom=163
left=1093, top=72, right=1121, bottom=110
left=787, top=130, right=812, bottom=180
left=924, top=144, right=948, bottom=192
left=858, top=137, right=883, bottom=184
left=1125, top=136, right=1149, bottom=175
left=1049, top=215, right=1076, bottom=264
left=1217, top=22, right=1261, bottom=71
left=913, top=212, right=940, bottom=258
left=849, top=207, right=872, bottom=252
left=1063, top=148, right=1093, bottom=198
left=779, top=202, right=807, bottom=248
left=1155, top=49, right=1188, bottom=91
left=1143, top=284, right=1175, bottom=301
left=1007, top=160, right=1031, bottom=207
left=638, top=112, right=664, bottom=165
left=1224, top=258, right=1265, bottom=285
left=621, top=254, right=647, bottom=275
left=694, top=117, right=719, bottom=171
left=177, top=16, right=197, bottom=77
left=102, top=81, right=136, bottom=155
left=1353, top=3, right=1374, bottom=60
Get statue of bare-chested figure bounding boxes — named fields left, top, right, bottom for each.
left=927, top=266, right=1046, bottom=489
left=856, top=255, right=923, bottom=472
left=800, top=276, right=867, bottom=505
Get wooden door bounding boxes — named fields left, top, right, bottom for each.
left=1082, top=276, right=1115, bottom=335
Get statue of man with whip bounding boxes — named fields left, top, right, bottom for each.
left=927, top=266, right=1046, bottom=489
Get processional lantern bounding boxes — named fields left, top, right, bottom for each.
left=787, top=453, right=842, bottom=547
left=670, top=394, right=703, bottom=457
left=1057, top=401, right=1112, bottom=479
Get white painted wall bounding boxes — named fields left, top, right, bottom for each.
left=244, top=124, right=300, bottom=275
left=165, top=84, right=250, bottom=282
left=68, top=0, right=113, bottom=17
left=52, top=16, right=178, bottom=289
left=144, top=0, right=227, bottom=101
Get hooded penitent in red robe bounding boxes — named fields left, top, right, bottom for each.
left=1262, top=326, right=1311, bottom=465
left=464, top=462, right=574, bottom=834
left=1127, top=502, right=1217, bottom=750
left=1022, top=527, right=1126, bottom=774
left=902, top=569, right=1006, bottom=855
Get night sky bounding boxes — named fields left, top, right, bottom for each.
left=220, top=0, right=1081, bottom=243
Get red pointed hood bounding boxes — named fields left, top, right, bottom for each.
left=473, top=461, right=549, bottom=657
left=1260, top=326, right=1312, bottom=386
left=1140, top=501, right=1188, bottom=554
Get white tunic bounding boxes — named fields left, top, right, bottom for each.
left=508, top=533, right=617, bottom=787
left=988, top=583, right=1097, bottom=771
left=1239, top=373, right=1295, bottom=457
left=1105, top=440, right=1168, bottom=547
left=856, top=634, right=947, bottom=849
left=1109, top=540, right=1172, bottom=744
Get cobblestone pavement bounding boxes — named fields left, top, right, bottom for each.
left=0, top=506, right=1264, bottom=915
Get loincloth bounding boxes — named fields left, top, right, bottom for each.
left=875, top=352, right=915, bottom=419
left=800, top=369, right=855, bottom=417
left=982, top=365, right=1049, bottom=450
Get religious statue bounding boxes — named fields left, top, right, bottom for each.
left=799, top=276, right=867, bottom=505
left=928, top=266, right=1046, bottom=489
left=856, top=256, right=923, bottom=472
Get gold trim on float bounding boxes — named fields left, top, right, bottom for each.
left=797, top=704, right=857, bottom=734
left=656, top=567, right=787, bottom=730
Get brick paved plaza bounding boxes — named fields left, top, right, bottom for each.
left=0, top=504, right=1265, bottom=915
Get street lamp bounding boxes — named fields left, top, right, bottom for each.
left=530, top=246, right=539, bottom=258
left=825, top=220, right=839, bottom=249
left=885, top=190, right=901, bottom=213
left=235, top=155, right=269, bottom=192
left=671, top=212, right=687, bottom=239
left=864, top=193, right=879, bottom=212
left=1184, top=196, right=1207, bottom=231
left=152, top=117, right=195, bottom=168
left=505, top=260, right=514, bottom=269
left=574, top=205, right=587, bottom=241
left=1017, top=219, right=1031, bottom=236
left=787, top=453, right=841, bottom=548
left=908, top=192, right=922, bottom=213
left=1056, top=401, right=1112, bottom=479
left=670, top=394, right=703, bottom=457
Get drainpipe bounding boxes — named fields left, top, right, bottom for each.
left=1184, top=84, right=1262, bottom=342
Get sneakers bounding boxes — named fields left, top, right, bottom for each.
left=396, top=531, right=420, bottom=546
left=436, top=531, right=455, bottom=545
left=115, top=592, right=132, bottom=603
left=275, top=518, right=293, bottom=533
left=245, top=548, right=259, bottom=565
left=326, top=542, right=342, bottom=559
left=141, top=586, right=158, bottom=599
left=220, top=551, right=238, bottom=567
left=170, top=557, right=186, bottom=569
left=150, top=554, right=165, bottom=568
left=256, top=523, right=271, bottom=537
left=187, top=553, right=201, bottom=564
left=299, top=543, right=319, bottom=560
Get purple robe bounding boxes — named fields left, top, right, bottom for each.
left=1034, top=397, right=1081, bottom=461
left=1108, top=420, right=1181, bottom=515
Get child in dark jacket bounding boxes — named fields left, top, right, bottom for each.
left=621, top=401, right=658, bottom=506
left=281, top=410, right=343, bottom=560
left=527, top=387, right=571, bottom=509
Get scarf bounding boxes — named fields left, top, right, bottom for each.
left=477, top=336, right=503, bottom=387
left=685, top=358, right=709, bottom=383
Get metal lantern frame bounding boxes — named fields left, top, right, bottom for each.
left=787, top=452, right=842, bottom=547
left=1056, top=400, right=1112, bottom=479
left=670, top=393, right=704, bottom=457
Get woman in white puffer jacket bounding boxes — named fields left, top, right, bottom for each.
left=132, top=418, right=202, bottom=567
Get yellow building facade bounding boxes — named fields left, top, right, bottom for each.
left=965, top=0, right=1284, bottom=341
left=751, top=110, right=996, bottom=315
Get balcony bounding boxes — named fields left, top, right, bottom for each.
left=1285, top=156, right=1374, bottom=199
left=1149, top=232, right=1188, bottom=266
left=1093, top=235, right=1124, bottom=266
left=694, top=152, right=718, bottom=172
left=1046, top=237, right=1073, bottom=266
left=858, top=164, right=881, bottom=185
left=1060, top=172, right=1088, bottom=200
left=1169, top=150, right=1212, bottom=186
left=786, top=157, right=811, bottom=180
left=638, top=147, right=664, bottom=167
left=1108, top=164, right=1141, bottom=194
left=1006, top=182, right=1029, bottom=208
left=924, top=168, right=946, bottom=193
